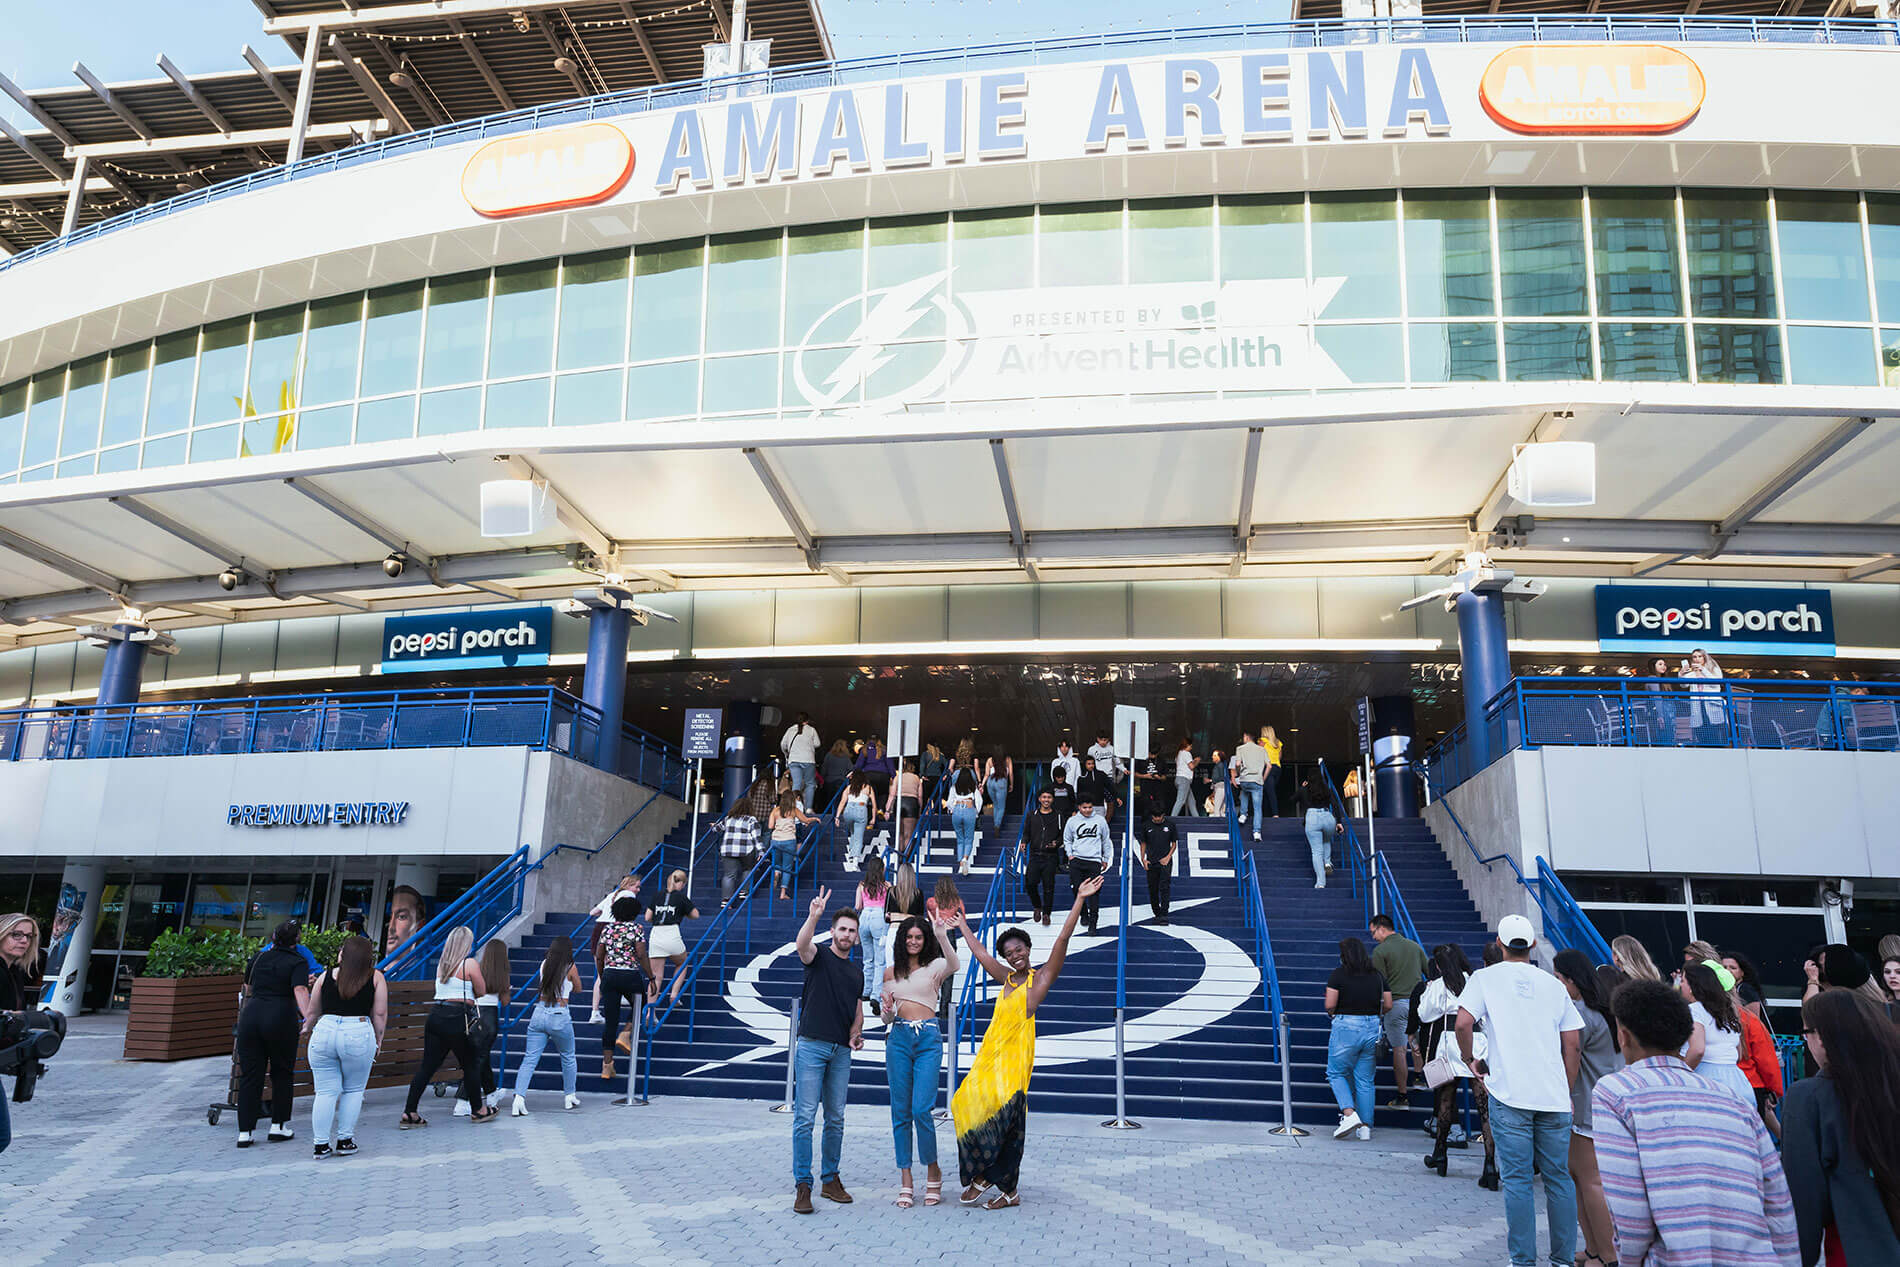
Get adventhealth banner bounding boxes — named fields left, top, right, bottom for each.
left=1595, top=585, right=1835, bottom=657
left=382, top=607, right=554, bottom=672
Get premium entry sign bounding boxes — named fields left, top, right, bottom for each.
left=382, top=607, right=554, bottom=672
left=1596, top=585, right=1835, bottom=657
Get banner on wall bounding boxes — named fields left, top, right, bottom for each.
left=1595, top=585, right=1836, bottom=657
left=381, top=607, right=554, bottom=672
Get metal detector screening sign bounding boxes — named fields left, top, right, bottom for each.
left=1595, top=585, right=1836, bottom=657
left=381, top=607, right=555, bottom=672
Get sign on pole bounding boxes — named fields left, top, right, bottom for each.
left=887, top=704, right=921, bottom=757
left=683, top=708, right=722, bottom=760
left=1111, top=704, right=1149, bottom=761
left=1355, top=697, right=1371, bottom=756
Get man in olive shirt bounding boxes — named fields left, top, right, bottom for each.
left=1369, top=913, right=1429, bottom=1108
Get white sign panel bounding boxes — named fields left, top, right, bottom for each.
left=887, top=703, right=922, bottom=757
left=1113, top=704, right=1150, bottom=761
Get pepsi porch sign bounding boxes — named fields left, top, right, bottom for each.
left=1595, top=586, right=1834, bottom=657
left=381, top=607, right=554, bottom=672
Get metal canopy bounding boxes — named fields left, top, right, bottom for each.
left=0, top=393, right=1893, bottom=646
left=1290, top=0, right=1836, bottom=19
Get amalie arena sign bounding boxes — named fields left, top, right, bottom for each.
left=459, top=43, right=1707, bottom=218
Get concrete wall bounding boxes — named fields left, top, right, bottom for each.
left=512, top=752, right=689, bottom=934
left=1423, top=750, right=1548, bottom=944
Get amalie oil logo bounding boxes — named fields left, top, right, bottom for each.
left=1480, top=44, right=1704, bottom=135
left=461, top=121, right=634, bottom=217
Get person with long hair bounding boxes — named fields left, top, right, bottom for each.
left=1642, top=655, right=1679, bottom=744
left=451, top=938, right=510, bottom=1117
left=1415, top=942, right=1498, bottom=1189
left=1324, top=936, right=1390, bottom=1141
left=855, top=855, right=891, bottom=1003
left=887, top=861, right=926, bottom=926
left=1612, top=934, right=1662, bottom=982
left=1783, top=990, right=1900, bottom=1265
left=881, top=912, right=959, bottom=1208
left=887, top=764, right=924, bottom=864
left=303, top=934, right=386, bottom=1159
left=1679, top=647, right=1726, bottom=744
left=1722, top=949, right=1770, bottom=1024
left=951, top=874, right=1103, bottom=1209
left=770, top=790, right=819, bottom=901
left=982, top=748, right=1012, bottom=832
left=1553, top=949, right=1624, bottom=1267
left=401, top=926, right=493, bottom=1127
left=1681, top=960, right=1753, bottom=1104
left=946, top=769, right=982, bottom=876
left=236, top=919, right=314, bottom=1147
left=646, top=869, right=697, bottom=1006
left=821, top=737, right=856, bottom=801
left=0, top=913, right=42, bottom=1154
left=840, top=771, right=879, bottom=872
left=1170, top=737, right=1198, bottom=818
left=512, top=934, right=584, bottom=1115
left=596, top=896, right=655, bottom=1083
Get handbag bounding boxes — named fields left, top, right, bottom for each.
left=464, top=1001, right=496, bottom=1048
left=1422, top=1055, right=1456, bottom=1090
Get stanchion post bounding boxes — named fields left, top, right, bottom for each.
left=614, top=996, right=649, bottom=1106
left=1102, top=720, right=1142, bottom=1131
left=1267, top=1011, right=1309, bottom=1137
left=770, top=1000, right=801, bottom=1113
left=935, top=999, right=959, bottom=1124
left=685, top=757, right=702, bottom=898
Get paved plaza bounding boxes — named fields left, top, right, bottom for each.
left=2, top=1017, right=1531, bottom=1265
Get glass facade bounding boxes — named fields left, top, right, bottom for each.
left=3, top=186, right=1896, bottom=483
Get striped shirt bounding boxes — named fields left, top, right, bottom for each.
left=1592, top=1055, right=1799, bottom=1267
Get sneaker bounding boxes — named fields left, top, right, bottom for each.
left=1355, top=1125, right=1371, bottom=1142
left=1313, top=880, right=1325, bottom=889
left=564, top=1094, right=582, bottom=1110
left=268, top=1124, right=294, bottom=1141
left=485, top=1091, right=500, bottom=1110
left=313, top=1143, right=333, bottom=1159
left=512, top=1095, right=529, bottom=1117
left=333, top=1139, right=358, bottom=1157
left=1332, top=1110, right=1363, bottom=1140
left=235, top=1131, right=254, bottom=1148
left=589, top=1012, right=605, bottom=1025
left=452, top=1100, right=471, bottom=1118
left=1385, top=1095, right=1412, bottom=1109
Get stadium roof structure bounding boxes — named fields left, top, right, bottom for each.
left=0, top=0, right=832, bottom=256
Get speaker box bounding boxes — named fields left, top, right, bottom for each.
left=480, top=479, right=557, bottom=537
left=1507, top=441, right=1596, bottom=507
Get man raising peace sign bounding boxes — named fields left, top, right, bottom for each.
left=792, top=887, right=865, bottom=1214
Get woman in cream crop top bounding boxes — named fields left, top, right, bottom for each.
left=881, top=912, right=960, bottom=1021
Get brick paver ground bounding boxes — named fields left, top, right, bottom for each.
left=1, top=1015, right=1546, bottom=1265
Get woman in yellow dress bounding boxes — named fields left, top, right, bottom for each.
left=950, top=873, right=1104, bottom=1209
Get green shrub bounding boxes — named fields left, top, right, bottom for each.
left=302, top=926, right=350, bottom=970
left=142, top=928, right=257, bottom=978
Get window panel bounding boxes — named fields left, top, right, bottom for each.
left=484, top=376, right=549, bottom=428
left=189, top=424, right=237, bottom=463
left=1039, top=203, right=1122, bottom=288
left=785, top=223, right=865, bottom=349
left=1409, top=322, right=1500, bottom=382
left=60, top=357, right=105, bottom=456
left=1684, top=192, right=1777, bottom=319
left=702, top=353, right=779, bottom=413
left=1870, top=196, right=1900, bottom=323
left=627, top=360, right=698, bottom=420
left=418, top=386, right=482, bottom=435
left=1591, top=193, right=1682, bottom=318
left=1315, top=323, right=1402, bottom=383
left=101, top=344, right=151, bottom=448
left=296, top=405, right=354, bottom=450
left=359, top=283, right=424, bottom=396
left=1130, top=198, right=1213, bottom=284
left=1498, top=192, right=1588, bottom=317
left=554, top=369, right=624, bottom=427
left=951, top=209, right=1034, bottom=295
left=1599, top=323, right=1688, bottom=382
left=148, top=331, right=197, bottom=435
left=240, top=412, right=294, bottom=458
left=421, top=271, right=489, bottom=387
left=247, top=306, right=304, bottom=414
left=488, top=262, right=557, bottom=378
left=1694, top=323, right=1784, bottom=384
left=704, top=231, right=782, bottom=353
left=1884, top=328, right=1900, bottom=388
left=141, top=433, right=187, bottom=467
left=355, top=394, right=416, bottom=443
left=1403, top=193, right=1494, bottom=317
left=302, top=294, right=363, bottom=404
left=868, top=216, right=949, bottom=337
left=23, top=370, right=63, bottom=468
left=1776, top=193, right=1869, bottom=322
left=0, top=381, right=21, bottom=473
left=556, top=251, right=630, bottom=370
left=630, top=242, right=704, bottom=362
left=1312, top=195, right=1399, bottom=319
left=96, top=444, right=137, bottom=474
left=1219, top=196, right=1304, bottom=284
left=1788, top=325, right=1876, bottom=386
left=1504, top=322, right=1593, bottom=380
left=193, top=318, right=249, bottom=426
left=57, top=454, right=94, bottom=478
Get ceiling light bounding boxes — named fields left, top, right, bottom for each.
left=552, top=55, right=577, bottom=76
left=390, top=70, right=414, bottom=89
left=381, top=552, right=406, bottom=578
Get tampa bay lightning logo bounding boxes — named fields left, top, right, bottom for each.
left=791, top=269, right=974, bottom=413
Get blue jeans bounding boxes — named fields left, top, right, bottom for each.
left=0, top=1073, right=11, bottom=1153
left=1305, top=808, right=1336, bottom=885
left=1489, top=1100, right=1578, bottom=1267
left=792, top=1038, right=854, bottom=1186
left=1239, top=782, right=1264, bottom=832
left=773, top=843, right=798, bottom=891
left=789, top=762, right=817, bottom=809
left=886, top=1020, right=942, bottom=1169
left=859, top=905, right=887, bottom=999
left=951, top=806, right=979, bottom=863
left=985, top=777, right=1008, bottom=828
left=308, top=1014, right=377, bottom=1145
left=513, top=1003, right=577, bottom=1097
left=841, top=804, right=869, bottom=863
left=1326, top=1013, right=1379, bottom=1124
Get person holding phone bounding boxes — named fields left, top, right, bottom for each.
left=1679, top=648, right=1726, bottom=745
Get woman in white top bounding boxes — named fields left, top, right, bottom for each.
left=1170, top=738, right=1198, bottom=817
left=511, top=934, right=585, bottom=1115
left=839, top=771, right=880, bottom=872
left=1680, top=960, right=1752, bottom=1103
left=1206, top=750, right=1227, bottom=816
left=880, top=911, right=960, bottom=1208
left=946, top=769, right=983, bottom=875
left=401, top=926, right=495, bottom=1126
left=1415, top=943, right=1497, bottom=1187
left=1678, top=647, right=1726, bottom=744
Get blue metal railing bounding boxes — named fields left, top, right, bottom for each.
left=1424, top=676, right=1900, bottom=796
left=1313, top=760, right=1422, bottom=946
left=4, top=16, right=1895, bottom=277
left=1220, top=769, right=1285, bottom=1064
left=1434, top=797, right=1613, bottom=964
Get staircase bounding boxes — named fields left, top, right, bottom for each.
left=495, top=805, right=1494, bottom=1130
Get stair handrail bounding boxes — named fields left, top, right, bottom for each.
left=955, top=767, right=1037, bottom=1058
left=1534, top=858, right=1615, bottom=965
left=1435, top=797, right=1612, bottom=963
left=1313, top=760, right=1422, bottom=947
left=1218, top=768, right=1284, bottom=1064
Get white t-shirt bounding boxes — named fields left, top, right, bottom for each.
left=947, top=788, right=981, bottom=810
left=1687, top=1000, right=1742, bottom=1070
left=1456, top=960, right=1583, bottom=1113
left=782, top=723, right=820, bottom=764
left=1175, top=750, right=1195, bottom=779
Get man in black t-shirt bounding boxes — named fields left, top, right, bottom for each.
left=1047, top=768, right=1076, bottom=822
left=1134, top=809, right=1179, bottom=925
left=1076, top=756, right=1119, bottom=831
left=1021, top=787, right=1065, bottom=926
left=1135, top=756, right=1169, bottom=819
left=791, top=888, right=863, bottom=1214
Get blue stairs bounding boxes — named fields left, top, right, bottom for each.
left=495, top=808, right=1494, bottom=1128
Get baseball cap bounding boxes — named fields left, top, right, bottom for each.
left=1699, top=959, right=1737, bottom=992
left=1497, top=914, right=1537, bottom=951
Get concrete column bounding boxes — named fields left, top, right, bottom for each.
left=581, top=605, right=631, bottom=773
left=721, top=699, right=762, bottom=811
left=96, top=623, right=150, bottom=707
left=1455, top=588, right=1512, bottom=771
left=40, top=860, right=105, bottom=1015
left=1369, top=695, right=1419, bottom=818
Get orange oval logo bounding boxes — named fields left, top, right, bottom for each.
left=1480, top=44, right=1704, bottom=135
left=461, top=122, right=634, bottom=218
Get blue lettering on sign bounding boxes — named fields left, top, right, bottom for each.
left=1239, top=54, right=1293, bottom=142
left=1386, top=49, right=1450, bottom=136
left=227, top=802, right=412, bottom=828
left=1085, top=64, right=1147, bottom=150
left=1308, top=51, right=1367, bottom=140
left=809, top=89, right=870, bottom=175
left=1164, top=59, right=1224, bottom=146
left=882, top=82, right=931, bottom=167
left=725, top=96, right=798, bottom=183
left=381, top=606, right=554, bottom=673
left=655, top=109, right=712, bottom=191
left=976, top=72, right=1029, bottom=158
left=1596, top=585, right=1836, bottom=657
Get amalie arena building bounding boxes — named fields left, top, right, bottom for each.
left=0, top=0, right=1897, bottom=1041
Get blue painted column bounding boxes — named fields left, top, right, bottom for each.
left=721, top=699, right=762, bottom=812
left=1369, top=695, right=1419, bottom=818
left=581, top=606, right=631, bottom=772
left=87, top=624, right=154, bottom=757
left=1455, top=588, right=1513, bottom=772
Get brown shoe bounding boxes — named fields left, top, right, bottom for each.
left=793, top=1183, right=814, bottom=1214
left=601, top=1053, right=615, bottom=1080
left=820, top=1179, right=853, bottom=1204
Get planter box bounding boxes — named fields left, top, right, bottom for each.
left=123, top=974, right=243, bottom=1061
